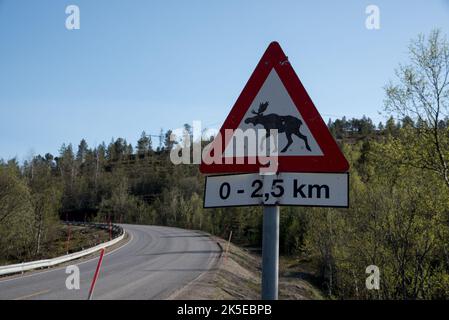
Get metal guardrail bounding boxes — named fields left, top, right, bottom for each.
left=0, top=222, right=125, bottom=277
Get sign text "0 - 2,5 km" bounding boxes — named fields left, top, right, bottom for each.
left=204, top=172, right=348, bottom=208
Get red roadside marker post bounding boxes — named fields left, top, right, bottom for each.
left=200, top=42, right=349, bottom=300
left=87, top=248, right=105, bottom=300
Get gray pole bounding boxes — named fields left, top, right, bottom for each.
left=262, top=205, right=280, bottom=300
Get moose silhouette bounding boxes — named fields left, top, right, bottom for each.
left=244, top=101, right=312, bottom=153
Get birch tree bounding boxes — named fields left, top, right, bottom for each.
left=385, top=29, right=449, bottom=188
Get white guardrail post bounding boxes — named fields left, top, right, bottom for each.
left=0, top=223, right=125, bottom=277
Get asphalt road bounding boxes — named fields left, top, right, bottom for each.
left=0, top=224, right=221, bottom=300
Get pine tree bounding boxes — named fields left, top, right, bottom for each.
left=136, top=131, right=151, bottom=156
left=76, top=139, right=89, bottom=163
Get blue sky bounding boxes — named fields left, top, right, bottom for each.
left=1, top=0, right=449, bottom=161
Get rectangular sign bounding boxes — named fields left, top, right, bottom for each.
left=204, top=172, right=349, bottom=208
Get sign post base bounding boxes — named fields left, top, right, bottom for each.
left=262, top=205, right=279, bottom=300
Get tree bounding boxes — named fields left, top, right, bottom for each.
left=136, top=131, right=152, bottom=156
left=358, top=116, right=375, bottom=136
left=56, top=144, right=77, bottom=212
left=377, top=122, right=384, bottom=131
left=385, top=117, right=398, bottom=136
left=163, top=130, right=176, bottom=152
left=385, top=29, right=449, bottom=188
left=401, top=116, right=415, bottom=128
left=0, top=165, right=34, bottom=263
left=97, top=177, right=152, bottom=224
left=57, top=143, right=76, bottom=181
left=27, top=157, right=62, bottom=256
left=76, top=139, right=89, bottom=164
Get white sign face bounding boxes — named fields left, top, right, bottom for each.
left=204, top=172, right=348, bottom=208
left=223, top=69, right=323, bottom=158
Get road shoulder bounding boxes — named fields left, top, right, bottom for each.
left=169, top=235, right=323, bottom=300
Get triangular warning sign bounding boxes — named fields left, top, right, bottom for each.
left=200, top=42, right=349, bottom=174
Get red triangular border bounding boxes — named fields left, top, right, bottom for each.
left=200, top=42, right=349, bottom=174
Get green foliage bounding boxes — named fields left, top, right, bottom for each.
left=384, top=29, right=449, bottom=188
left=0, top=165, right=34, bottom=263
left=0, top=157, right=62, bottom=262
left=97, top=178, right=153, bottom=225
left=327, top=116, right=376, bottom=139
left=304, top=140, right=449, bottom=299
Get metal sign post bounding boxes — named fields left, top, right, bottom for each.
left=262, top=205, right=280, bottom=300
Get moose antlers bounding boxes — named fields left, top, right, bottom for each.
left=252, top=101, right=269, bottom=115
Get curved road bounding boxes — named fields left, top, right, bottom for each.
left=0, top=225, right=221, bottom=300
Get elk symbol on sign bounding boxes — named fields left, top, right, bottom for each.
left=244, top=101, right=312, bottom=153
